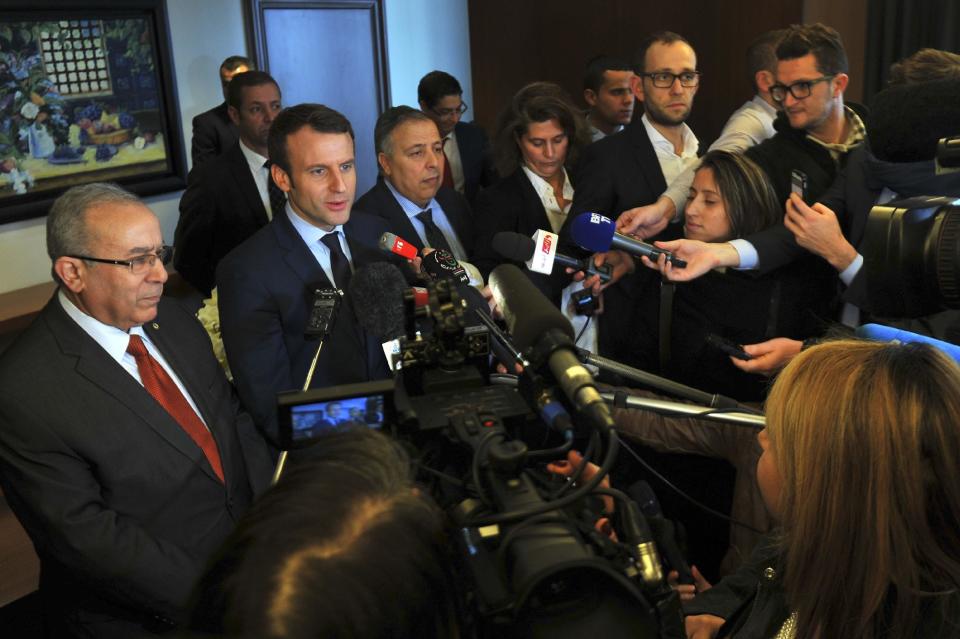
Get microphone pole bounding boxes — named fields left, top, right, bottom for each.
left=577, top=348, right=744, bottom=410
left=601, top=390, right=764, bottom=429
left=272, top=289, right=343, bottom=484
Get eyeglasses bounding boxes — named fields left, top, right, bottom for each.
left=770, top=75, right=836, bottom=102
left=430, top=102, right=469, bottom=118
left=640, top=71, right=701, bottom=88
left=69, top=245, right=173, bottom=275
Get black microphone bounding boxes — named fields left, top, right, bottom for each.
left=421, top=248, right=470, bottom=284
left=488, top=264, right=614, bottom=433
left=348, top=262, right=410, bottom=342
left=571, top=212, right=686, bottom=268
left=629, top=480, right=693, bottom=585
left=492, top=231, right=612, bottom=283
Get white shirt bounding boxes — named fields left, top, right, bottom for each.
left=662, top=94, right=777, bottom=215
left=641, top=113, right=699, bottom=188
left=238, top=138, right=274, bottom=220
left=443, top=132, right=466, bottom=194
left=586, top=113, right=624, bottom=142
left=285, top=204, right=354, bottom=288
left=57, top=290, right=207, bottom=424
left=521, top=165, right=574, bottom=234
left=520, top=170, right=598, bottom=355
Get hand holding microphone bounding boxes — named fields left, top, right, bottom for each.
left=379, top=232, right=469, bottom=284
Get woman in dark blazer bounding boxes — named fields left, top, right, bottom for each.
left=472, top=82, right=592, bottom=302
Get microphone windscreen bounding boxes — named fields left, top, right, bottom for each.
left=348, top=262, right=408, bottom=342
left=492, top=231, right=536, bottom=262
left=855, top=323, right=960, bottom=365
left=570, top=212, right=615, bottom=253
left=489, top=263, right=574, bottom=351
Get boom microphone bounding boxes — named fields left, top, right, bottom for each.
left=571, top=212, right=687, bottom=268
left=488, top=263, right=614, bottom=433
left=492, top=230, right=612, bottom=283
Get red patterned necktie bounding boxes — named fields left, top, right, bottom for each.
left=126, top=334, right=224, bottom=483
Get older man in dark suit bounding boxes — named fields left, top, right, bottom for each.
left=355, top=106, right=481, bottom=284
left=175, top=71, right=282, bottom=295
left=217, top=104, right=403, bottom=444
left=0, top=184, right=271, bottom=638
left=190, top=55, right=252, bottom=168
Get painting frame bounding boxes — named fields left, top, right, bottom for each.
left=0, top=0, right=186, bottom=225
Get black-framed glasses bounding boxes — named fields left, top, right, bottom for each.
left=69, top=245, right=173, bottom=275
left=770, top=75, right=836, bottom=102
left=640, top=71, right=701, bottom=88
left=431, top=102, right=468, bottom=118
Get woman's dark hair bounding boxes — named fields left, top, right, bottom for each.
left=187, top=428, right=457, bottom=638
left=492, top=81, right=591, bottom=177
left=696, top=150, right=780, bottom=239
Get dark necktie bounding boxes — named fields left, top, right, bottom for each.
left=321, top=231, right=352, bottom=291
left=126, top=335, right=224, bottom=483
left=262, top=159, right=287, bottom=219
left=417, top=209, right=453, bottom=254
left=441, top=144, right=455, bottom=190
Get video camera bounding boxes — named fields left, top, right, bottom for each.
left=275, top=267, right=684, bottom=638
left=861, top=136, right=960, bottom=317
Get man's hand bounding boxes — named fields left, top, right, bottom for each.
left=615, top=196, right=677, bottom=239
left=685, top=614, right=726, bottom=639
left=569, top=249, right=635, bottom=296
left=730, top=337, right=803, bottom=376
left=784, top=193, right=857, bottom=271
left=638, top=239, right=740, bottom=282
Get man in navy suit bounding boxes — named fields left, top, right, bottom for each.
left=355, top=106, right=481, bottom=284
left=418, top=71, right=497, bottom=202
left=0, top=183, right=271, bottom=638
left=190, top=55, right=252, bottom=168
left=175, top=70, right=283, bottom=295
left=217, top=104, right=400, bottom=445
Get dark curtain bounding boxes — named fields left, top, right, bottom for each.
left=864, top=0, right=960, bottom=101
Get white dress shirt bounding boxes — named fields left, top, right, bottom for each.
left=58, top=290, right=207, bottom=424
left=641, top=113, right=699, bottom=188
left=285, top=204, right=354, bottom=287
left=521, top=166, right=574, bottom=234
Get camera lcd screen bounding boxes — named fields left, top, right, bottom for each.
left=276, top=379, right=396, bottom=449
left=290, top=396, right=385, bottom=439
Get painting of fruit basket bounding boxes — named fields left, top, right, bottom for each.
left=0, top=1, right=186, bottom=224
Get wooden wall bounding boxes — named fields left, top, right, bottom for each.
left=467, top=1, right=805, bottom=147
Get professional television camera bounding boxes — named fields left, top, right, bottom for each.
left=860, top=136, right=960, bottom=318
left=275, top=264, right=684, bottom=639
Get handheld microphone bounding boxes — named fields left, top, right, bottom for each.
left=492, top=230, right=612, bottom=283
left=571, top=212, right=687, bottom=268
left=421, top=248, right=470, bottom=284
left=629, top=480, right=693, bottom=585
left=855, top=323, right=960, bottom=364
left=488, top=263, right=614, bottom=434
left=379, top=231, right=418, bottom=260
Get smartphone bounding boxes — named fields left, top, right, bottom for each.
left=706, top=333, right=752, bottom=361
left=790, top=169, right=808, bottom=199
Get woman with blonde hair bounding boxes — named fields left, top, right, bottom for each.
left=685, top=339, right=960, bottom=637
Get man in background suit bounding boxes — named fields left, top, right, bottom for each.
left=175, top=71, right=282, bottom=295
left=0, top=184, right=270, bottom=638
left=217, top=104, right=400, bottom=445
left=418, top=70, right=497, bottom=202
left=190, top=55, right=252, bottom=168
left=355, top=106, right=481, bottom=284
left=565, top=31, right=701, bottom=358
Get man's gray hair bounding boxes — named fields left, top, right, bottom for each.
left=46, top=182, right=142, bottom=281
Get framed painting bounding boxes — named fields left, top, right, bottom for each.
left=0, top=0, right=186, bottom=224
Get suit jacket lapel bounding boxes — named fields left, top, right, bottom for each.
left=226, top=143, right=270, bottom=227
left=628, top=122, right=668, bottom=197
left=43, top=298, right=221, bottom=483
left=514, top=170, right=553, bottom=234
left=273, top=209, right=334, bottom=290
left=436, top=187, right=474, bottom=250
